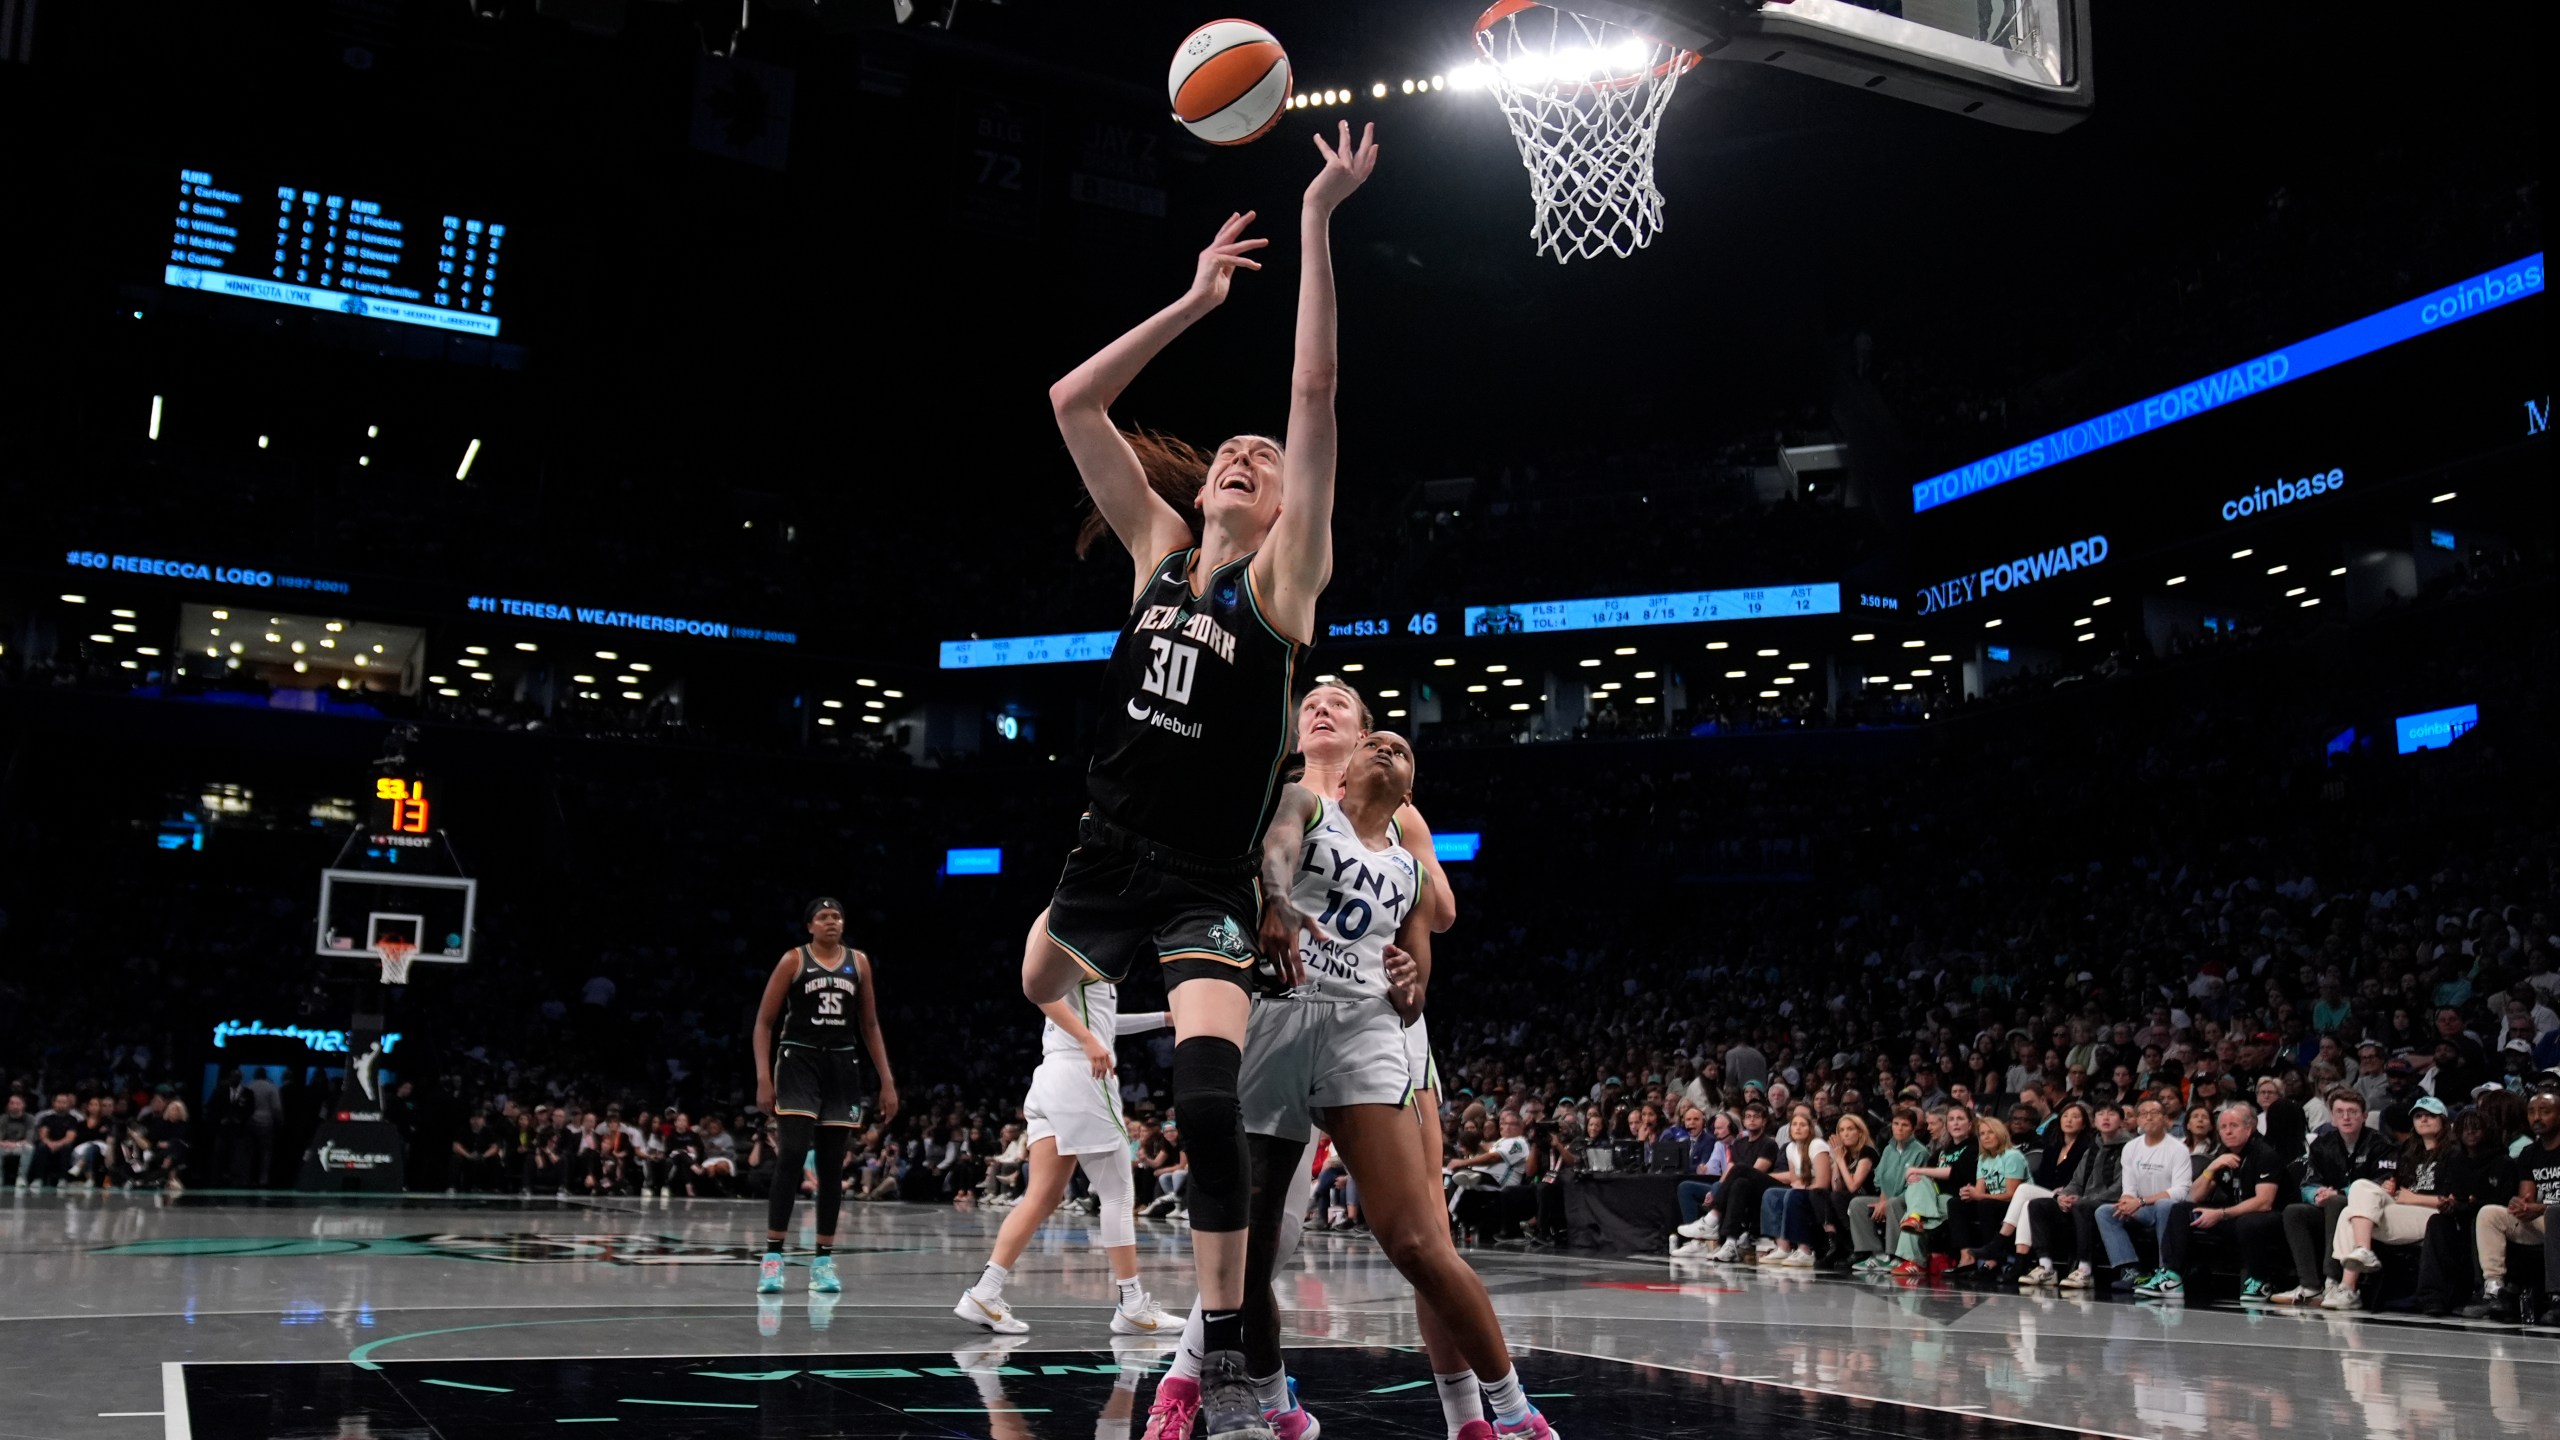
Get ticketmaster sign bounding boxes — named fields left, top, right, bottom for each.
left=1918, top=535, right=2108, bottom=615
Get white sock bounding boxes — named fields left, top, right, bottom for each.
left=1116, top=1276, right=1144, bottom=1311
left=1435, top=1371, right=1485, bottom=1437
left=1167, top=1304, right=1206, bottom=1384
left=1480, top=1367, right=1529, bottom=1424
left=1251, top=1368, right=1290, bottom=1413
left=972, top=1262, right=1009, bottom=1300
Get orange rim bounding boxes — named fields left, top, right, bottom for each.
left=1471, top=0, right=1701, bottom=95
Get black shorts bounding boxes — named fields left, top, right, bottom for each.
left=774, top=1044, right=868, bottom=1128
left=1045, top=814, right=1268, bottom=993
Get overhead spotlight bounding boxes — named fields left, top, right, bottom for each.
left=1500, top=677, right=1523, bottom=687
left=289, top=640, right=306, bottom=653
left=1401, top=78, right=1416, bottom=94
left=1634, top=670, right=1657, bottom=679
left=2093, top=596, right=2112, bottom=606
left=147, top=395, right=162, bottom=440
left=1724, top=669, right=1747, bottom=679
left=60, top=594, right=86, bottom=604
left=1467, top=684, right=1488, bottom=694
left=325, top=621, right=344, bottom=632
left=1377, top=689, right=1400, bottom=698
left=575, top=674, right=598, bottom=684
left=596, top=651, right=618, bottom=660
left=1485, top=664, right=1508, bottom=674
left=358, top=456, right=370, bottom=467
left=1756, top=648, right=1780, bottom=657
left=1431, top=75, right=1446, bottom=90
left=1613, top=646, right=1637, bottom=656
left=1787, top=661, right=1810, bottom=670
left=1927, top=655, right=1951, bottom=663
left=1759, top=690, right=1779, bottom=699
left=1900, top=640, right=1925, bottom=649
left=1371, top=81, right=1388, bottom=99
left=856, top=678, right=879, bottom=687
left=1867, top=675, right=1890, bottom=684
left=623, top=690, right=644, bottom=700
left=264, top=631, right=281, bottom=643
left=2285, top=587, right=2307, bottom=597
left=1772, top=676, right=1794, bottom=686
left=629, top=663, right=651, bottom=672
left=1387, top=708, right=1407, bottom=718
left=2231, top=548, right=2254, bottom=560
left=258, top=435, right=270, bottom=449
left=1909, top=668, right=1930, bottom=677
left=2265, top=565, right=2288, bottom=576
left=2431, top=492, right=2456, bottom=504
left=292, top=659, right=309, bottom=673
left=515, top=641, right=539, bottom=651
left=1635, top=696, right=1657, bottom=705
left=1341, top=663, right=1364, bottom=672
left=1850, top=633, right=1875, bottom=642
left=2300, top=597, right=2320, bottom=608
left=457, top=438, right=482, bottom=481
left=2071, top=618, right=2090, bottom=628
left=2329, top=566, right=2347, bottom=576
left=466, top=645, right=490, bottom=655
left=211, top=609, right=227, bottom=620
left=2077, top=632, right=2096, bottom=643
left=88, top=633, right=115, bottom=644
left=366, top=424, right=379, bottom=438
left=1433, top=657, right=1455, bottom=667
left=1892, top=682, right=1913, bottom=692
left=1705, top=641, right=1729, bottom=650
left=2166, top=575, right=2188, bottom=586
left=1508, top=702, right=1531, bottom=712
left=470, top=671, right=493, bottom=682
left=437, top=687, right=460, bottom=697
left=817, top=717, right=836, bottom=727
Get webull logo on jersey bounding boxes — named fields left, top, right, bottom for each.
left=1135, top=604, right=1239, bottom=664
left=1123, top=699, right=1204, bottom=739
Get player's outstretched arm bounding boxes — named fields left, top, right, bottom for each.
left=1258, top=120, right=1379, bottom=643
left=1051, top=213, right=1270, bottom=594
left=855, top=951, right=900, bottom=1123
left=750, top=953, right=795, bottom=1115
left=1255, top=783, right=1323, bottom=988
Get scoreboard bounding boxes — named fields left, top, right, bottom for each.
left=163, top=165, right=513, bottom=337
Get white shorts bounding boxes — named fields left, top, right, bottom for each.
left=1401, top=1013, right=1442, bottom=1104
left=1021, top=1054, right=1129, bottom=1157
left=1241, top=998, right=1413, bottom=1143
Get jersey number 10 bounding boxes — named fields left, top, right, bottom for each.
left=1143, top=638, right=1200, bottom=705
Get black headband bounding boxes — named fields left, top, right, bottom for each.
left=805, top=898, right=845, bottom=925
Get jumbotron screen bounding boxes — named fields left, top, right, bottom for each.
left=164, top=164, right=513, bottom=338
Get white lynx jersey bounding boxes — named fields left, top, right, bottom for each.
left=1286, top=799, right=1421, bottom=1005
left=1043, top=977, right=1125, bottom=1059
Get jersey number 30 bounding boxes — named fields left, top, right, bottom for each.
left=1143, top=638, right=1200, bottom=705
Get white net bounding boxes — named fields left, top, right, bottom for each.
left=376, top=940, right=417, bottom=987
left=1471, top=1, right=1698, bottom=263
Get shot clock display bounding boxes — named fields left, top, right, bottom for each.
left=164, top=165, right=513, bottom=337
left=372, top=776, right=432, bottom=839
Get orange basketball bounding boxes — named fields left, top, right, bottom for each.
left=1169, top=19, right=1292, bottom=146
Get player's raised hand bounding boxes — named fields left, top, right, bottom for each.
left=1305, top=121, right=1380, bottom=213
left=1185, top=210, right=1269, bottom=309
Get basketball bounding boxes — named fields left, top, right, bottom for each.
left=1168, top=19, right=1292, bottom=146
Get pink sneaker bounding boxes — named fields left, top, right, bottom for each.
left=1264, top=1402, right=1321, bottom=1439
left=1143, top=1374, right=1201, bottom=1440
left=1456, top=1424, right=1496, bottom=1440
left=1491, top=1407, right=1558, bottom=1438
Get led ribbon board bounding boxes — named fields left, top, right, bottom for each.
left=939, top=631, right=1119, bottom=669
left=1464, top=584, right=1840, bottom=636
left=1912, top=254, right=2546, bottom=513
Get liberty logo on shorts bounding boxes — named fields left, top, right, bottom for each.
left=1206, top=914, right=1254, bottom=960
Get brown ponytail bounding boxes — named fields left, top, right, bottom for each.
left=1073, top=428, right=1208, bottom=558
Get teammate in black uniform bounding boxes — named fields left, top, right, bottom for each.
left=752, top=898, right=899, bottom=1295
left=1025, top=123, right=1379, bottom=1440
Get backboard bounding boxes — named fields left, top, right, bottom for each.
left=1578, top=0, right=2094, bottom=132
left=317, top=869, right=476, bottom=963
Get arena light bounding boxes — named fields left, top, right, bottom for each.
left=1401, top=79, right=1416, bottom=94
left=1850, top=633, right=1875, bottom=642
left=112, top=608, right=135, bottom=618
left=366, top=424, right=379, bottom=438
left=2165, top=575, right=2188, bottom=586
left=2071, top=617, right=2090, bottom=628
left=1772, top=676, right=1794, bottom=685
left=817, top=717, right=836, bottom=727
left=88, top=633, right=114, bottom=644
left=623, top=690, right=644, bottom=700
left=1387, top=708, right=1406, bottom=718
left=1927, top=655, right=1952, bottom=663
left=2078, top=632, right=2096, bottom=642
left=1635, top=696, right=1656, bottom=704
left=616, top=675, right=638, bottom=684
left=1984, top=618, right=2003, bottom=628
left=1371, top=82, right=1387, bottom=98
left=1578, top=658, right=1601, bottom=667
left=1341, top=663, right=1364, bottom=672
left=61, top=594, right=86, bottom=603
left=1434, top=657, right=1456, bottom=667
left=292, top=660, right=308, bottom=673
left=2286, top=587, right=2307, bottom=597
left=1316, top=673, right=1339, bottom=684
left=1635, top=670, right=1656, bottom=679
left=1900, top=640, right=1924, bottom=649
left=1431, top=75, right=1446, bottom=91
left=466, top=645, right=489, bottom=655
left=2093, top=596, right=2112, bottom=605
left=883, top=689, right=904, bottom=699
left=1508, top=702, right=1531, bottom=712
left=2231, top=548, right=2253, bottom=560
left=1486, top=664, right=1508, bottom=674
left=865, top=700, right=885, bottom=709
left=857, top=677, right=879, bottom=687
left=1597, top=682, right=1619, bottom=691
left=1448, top=61, right=1489, bottom=91
left=147, top=394, right=162, bottom=440
left=357, top=456, right=370, bottom=467
left=1724, top=670, right=1747, bottom=679
left=2265, top=565, right=2288, bottom=576
left=1910, top=668, right=1930, bottom=677
left=822, top=698, right=842, bottom=708
left=1377, top=689, right=1400, bottom=698
left=1787, top=661, right=1810, bottom=670
left=136, top=647, right=160, bottom=657
left=1468, top=684, right=1488, bottom=693
left=1705, top=641, right=1729, bottom=650
left=228, top=641, right=244, bottom=654
left=1892, top=683, right=1913, bottom=691
left=1867, top=675, right=1891, bottom=684
left=324, top=621, right=343, bottom=632
left=288, top=639, right=305, bottom=652
left=121, top=660, right=138, bottom=670
left=264, top=631, right=281, bottom=642
left=596, top=651, right=618, bottom=660
left=1613, top=646, right=1637, bottom=655
left=470, top=671, right=494, bottom=681
left=457, top=438, right=481, bottom=481
left=257, top=435, right=269, bottom=449
left=1501, top=677, right=1523, bottom=687
left=211, top=609, right=227, bottom=619
left=114, top=623, right=139, bottom=634
left=438, top=688, right=460, bottom=697
left=2300, top=597, right=2320, bottom=608
left=515, top=641, right=539, bottom=652
left=1759, top=690, right=1779, bottom=698
left=2432, top=492, right=2456, bottom=503
left=2329, top=566, right=2347, bottom=576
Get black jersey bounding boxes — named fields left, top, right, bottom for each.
left=778, top=946, right=862, bottom=1048
left=1086, top=547, right=1301, bottom=858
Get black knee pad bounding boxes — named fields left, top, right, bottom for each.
left=1172, top=1036, right=1249, bottom=1232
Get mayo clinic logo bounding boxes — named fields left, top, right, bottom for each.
left=1917, top=535, right=2108, bottom=616
left=2222, top=467, right=2344, bottom=522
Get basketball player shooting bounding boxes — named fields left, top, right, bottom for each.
left=1021, top=121, right=1378, bottom=1440
left=751, top=898, right=900, bottom=1296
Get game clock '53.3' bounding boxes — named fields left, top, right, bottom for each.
left=1325, top=613, right=1440, bottom=641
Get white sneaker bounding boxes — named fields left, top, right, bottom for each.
left=1707, top=1239, right=1742, bottom=1263
left=1676, top=1215, right=1717, bottom=1241
left=2268, top=1285, right=2320, bottom=1306
left=2341, top=1246, right=2381, bottom=1273
left=954, top=1289, right=1029, bottom=1335
left=1670, top=1237, right=1709, bottom=1258
left=1112, top=1292, right=1179, bottom=1335
left=1782, top=1248, right=1817, bottom=1268
left=2319, top=1283, right=2359, bottom=1311
left=2057, top=1265, right=2094, bottom=1291
left=2021, top=1260, right=2058, bottom=1287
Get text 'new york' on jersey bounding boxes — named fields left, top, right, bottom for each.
left=1085, top=546, right=1300, bottom=859
left=778, top=945, right=861, bottom=1048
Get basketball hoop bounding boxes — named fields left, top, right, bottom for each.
left=375, top=938, right=418, bottom=987
left=1469, top=1, right=1701, bottom=262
